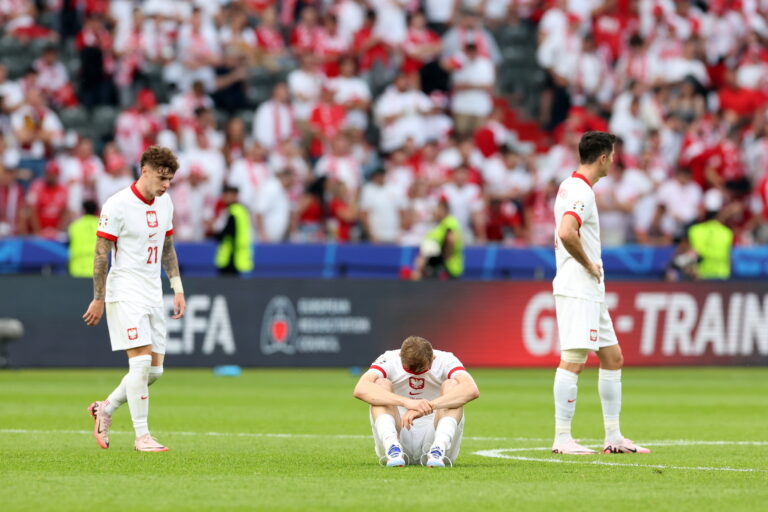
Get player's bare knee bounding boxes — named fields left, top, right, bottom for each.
left=604, top=352, right=624, bottom=370
left=374, top=378, right=393, bottom=391
left=598, top=347, right=624, bottom=370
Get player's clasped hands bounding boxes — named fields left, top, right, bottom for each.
left=82, top=299, right=105, bottom=326
left=402, top=398, right=433, bottom=430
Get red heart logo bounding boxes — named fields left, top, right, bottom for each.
left=272, top=321, right=288, bottom=342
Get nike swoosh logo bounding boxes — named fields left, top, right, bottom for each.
left=567, top=399, right=575, bottom=403
left=408, top=392, right=421, bottom=396
left=149, top=233, right=157, bottom=238
left=140, top=396, right=148, bottom=400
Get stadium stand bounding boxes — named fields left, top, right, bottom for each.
left=1, top=0, right=767, bottom=260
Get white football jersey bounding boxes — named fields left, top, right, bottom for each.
left=552, top=171, right=605, bottom=302
left=97, top=183, right=174, bottom=307
left=368, top=349, right=467, bottom=401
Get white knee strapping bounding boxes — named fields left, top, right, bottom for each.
left=561, top=349, right=589, bottom=364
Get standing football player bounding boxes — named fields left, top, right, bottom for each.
left=551, top=131, right=650, bottom=455
left=83, top=146, right=185, bottom=452
left=353, top=336, right=480, bottom=467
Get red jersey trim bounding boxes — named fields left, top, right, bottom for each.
left=96, top=231, right=118, bottom=242
left=370, top=365, right=387, bottom=378
left=563, top=211, right=583, bottom=226
left=403, top=366, right=430, bottom=375
left=447, top=367, right=466, bottom=379
left=131, top=182, right=155, bottom=205
left=165, top=229, right=174, bottom=237
left=571, top=172, right=592, bottom=188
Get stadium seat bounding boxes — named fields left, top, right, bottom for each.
left=247, top=85, right=272, bottom=107
left=59, top=106, right=89, bottom=129
left=91, top=106, right=119, bottom=139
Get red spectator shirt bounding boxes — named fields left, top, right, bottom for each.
left=255, top=25, right=286, bottom=52
left=402, top=28, right=440, bottom=73
left=291, top=23, right=322, bottom=54
left=309, top=102, right=346, bottom=156
left=353, top=25, right=389, bottom=72
left=28, top=180, right=68, bottom=232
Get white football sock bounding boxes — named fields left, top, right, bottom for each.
left=431, top=416, right=458, bottom=453
left=104, top=366, right=163, bottom=416
left=105, top=373, right=130, bottom=416
left=374, top=414, right=400, bottom=450
left=125, top=355, right=151, bottom=438
left=599, top=368, right=623, bottom=443
left=553, top=368, right=579, bottom=443
left=148, top=366, right=164, bottom=385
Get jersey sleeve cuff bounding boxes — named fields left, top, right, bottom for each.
left=447, top=367, right=466, bottom=379
left=165, top=229, right=174, bottom=237
left=369, top=365, right=387, bottom=378
left=563, top=211, right=582, bottom=226
left=96, top=231, right=118, bottom=242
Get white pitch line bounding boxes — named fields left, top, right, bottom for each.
left=474, top=443, right=768, bottom=473
left=0, top=428, right=547, bottom=442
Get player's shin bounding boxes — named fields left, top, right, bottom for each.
left=431, top=415, right=458, bottom=452
left=148, top=366, right=164, bottom=385
left=104, top=366, right=162, bottom=416
left=374, top=413, right=400, bottom=449
left=105, top=374, right=129, bottom=415
left=125, top=355, right=152, bottom=437
left=553, top=368, right=579, bottom=442
left=598, top=368, right=623, bottom=443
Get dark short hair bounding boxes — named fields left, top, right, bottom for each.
left=140, top=146, right=179, bottom=174
left=578, top=131, right=617, bottom=164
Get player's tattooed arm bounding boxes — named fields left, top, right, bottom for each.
left=92, top=237, right=113, bottom=300
left=162, top=234, right=180, bottom=279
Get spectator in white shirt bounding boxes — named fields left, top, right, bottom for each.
left=288, top=53, right=324, bottom=129
left=253, top=82, right=296, bottom=149
left=228, top=142, right=272, bottom=213
left=11, top=88, right=63, bottom=176
left=328, top=56, right=372, bottom=131
left=176, top=7, right=221, bottom=92
left=656, top=167, right=703, bottom=238
left=314, top=134, right=362, bottom=196
left=33, top=46, right=74, bottom=109
left=374, top=72, right=432, bottom=152
left=440, top=164, right=486, bottom=244
left=448, top=41, right=496, bottom=136
left=609, top=96, right=648, bottom=157
left=180, top=130, right=227, bottom=200
left=424, top=0, right=458, bottom=33
left=255, top=168, right=295, bottom=242
left=96, top=142, right=134, bottom=207
left=360, top=168, right=407, bottom=243
left=482, top=145, right=533, bottom=201
left=441, top=9, right=501, bottom=64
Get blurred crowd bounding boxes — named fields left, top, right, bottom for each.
left=1, top=0, right=768, bottom=248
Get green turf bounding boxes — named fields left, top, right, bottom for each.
left=1, top=367, right=766, bottom=512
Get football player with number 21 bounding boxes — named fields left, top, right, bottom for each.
left=82, top=146, right=186, bottom=452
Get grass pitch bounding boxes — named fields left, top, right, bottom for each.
left=1, top=367, right=766, bottom=512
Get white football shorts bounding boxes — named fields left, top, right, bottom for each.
left=555, top=295, right=618, bottom=351
left=370, top=408, right=465, bottom=465
left=106, top=301, right=167, bottom=354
